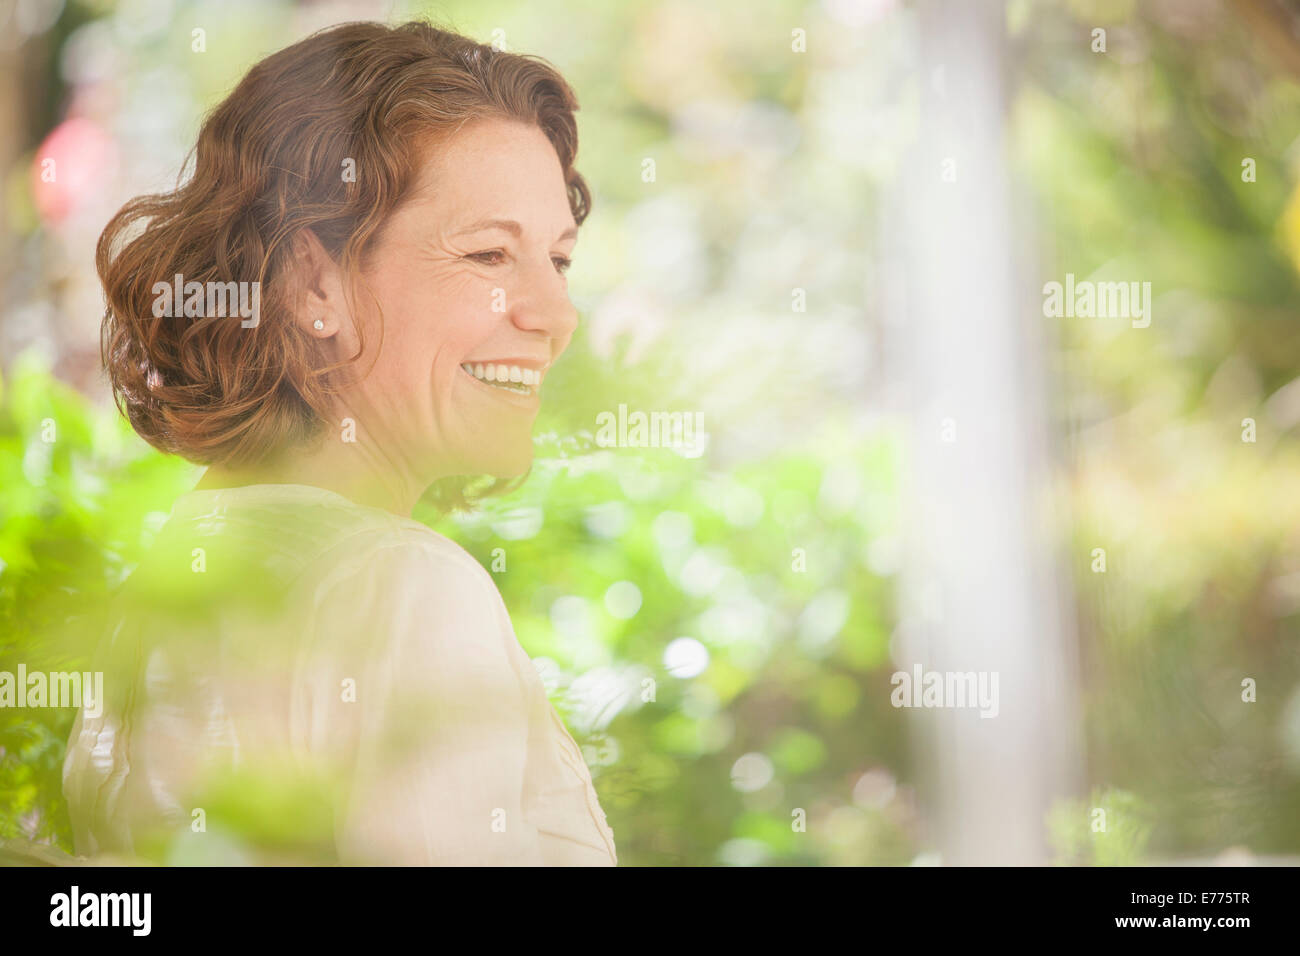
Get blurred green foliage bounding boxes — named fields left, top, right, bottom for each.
left=1012, top=1, right=1300, bottom=857
left=0, top=354, right=197, bottom=846
left=1048, top=788, right=1153, bottom=866
left=426, top=402, right=907, bottom=865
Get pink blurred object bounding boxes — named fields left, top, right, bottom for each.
left=31, top=118, right=117, bottom=226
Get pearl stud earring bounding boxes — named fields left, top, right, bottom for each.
left=313, top=319, right=324, bottom=331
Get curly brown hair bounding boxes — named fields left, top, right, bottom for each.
left=96, top=20, right=590, bottom=508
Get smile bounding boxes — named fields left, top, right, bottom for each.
left=460, top=362, right=543, bottom=396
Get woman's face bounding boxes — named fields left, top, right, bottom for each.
left=332, top=117, right=580, bottom=482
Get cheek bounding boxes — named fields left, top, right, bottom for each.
left=430, top=284, right=497, bottom=367
left=369, top=304, right=430, bottom=386
left=363, top=263, right=497, bottom=400
left=365, top=276, right=449, bottom=370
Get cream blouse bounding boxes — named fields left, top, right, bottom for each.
left=62, top=483, right=617, bottom=866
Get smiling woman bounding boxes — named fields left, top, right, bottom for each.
left=64, top=20, right=615, bottom=866
left=240, top=115, right=584, bottom=495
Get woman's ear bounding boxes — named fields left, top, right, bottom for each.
left=291, top=229, right=350, bottom=341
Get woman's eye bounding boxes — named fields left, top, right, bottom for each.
left=465, top=250, right=570, bottom=275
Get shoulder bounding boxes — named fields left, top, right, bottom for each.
left=304, top=524, right=531, bottom=721
left=291, top=521, right=534, bottom=776
left=316, top=521, right=496, bottom=596
left=304, top=522, right=510, bottom=652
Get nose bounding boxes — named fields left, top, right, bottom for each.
left=510, top=255, right=578, bottom=343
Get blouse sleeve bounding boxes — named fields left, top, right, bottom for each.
left=304, top=532, right=545, bottom=866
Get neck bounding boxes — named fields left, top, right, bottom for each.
left=194, top=430, right=431, bottom=517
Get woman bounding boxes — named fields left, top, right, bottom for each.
left=61, top=20, right=616, bottom=866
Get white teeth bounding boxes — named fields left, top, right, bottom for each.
left=460, top=362, right=541, bottom=393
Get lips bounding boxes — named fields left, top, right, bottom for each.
left=458, top=361, right=549, bottom=410
left=459, top=360, right=547, bottom=396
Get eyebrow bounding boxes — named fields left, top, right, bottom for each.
left=452, top=218, right=579, bottom=242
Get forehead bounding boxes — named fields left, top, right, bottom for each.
left=404, top=117, right=574, bottom=226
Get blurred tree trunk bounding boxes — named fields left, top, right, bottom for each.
left=884, top=0, right=1084, bottom=865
